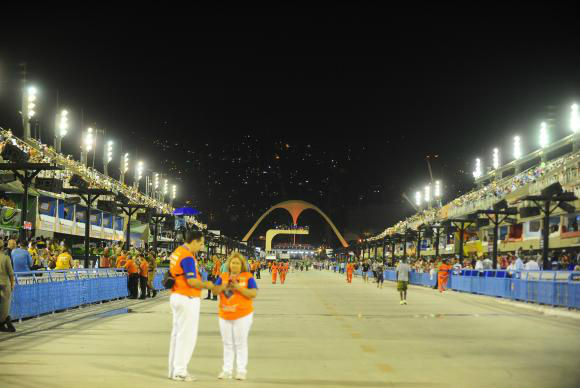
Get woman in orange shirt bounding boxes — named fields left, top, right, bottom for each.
left=346, top=262, right=354, bottom=283
left=437, top=259, right=452, bottom=293
left=212, top=252, right=258, bottom=381
left=271, top=261, right=278, bottom=284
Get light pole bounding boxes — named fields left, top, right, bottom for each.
left=120, top=153, right=129, bottom=184
left=55, top=109, right=69, bottom=153
left=134, top=161, right=144, bottom=190
left=163, top=179, right=168, bottom=202
left=571, top=104, right=579, bottom=151
left=81, top=127, right=94, bottom=166
left=171, top=184, right=177, bottom=207
left=22, top=86, right=38, bottom=141
left=104, top=140, right=113, bottom=176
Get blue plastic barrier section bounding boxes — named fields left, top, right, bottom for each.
left=357, top=269, right=580, bottom=309
left=10, top=268, right=171, bottom=320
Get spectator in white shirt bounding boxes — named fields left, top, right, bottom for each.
left=524, top=259, right=540, bottom=271
left=514, top=256, right=524, bottom=271
left=475, top=258, right=484, bottom=270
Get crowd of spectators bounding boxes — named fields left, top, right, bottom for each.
left=0, top=129, right=205, bottom=230
left=367, top=148, right=580, bottom=242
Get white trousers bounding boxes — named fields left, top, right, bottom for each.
left=219, top=313, right=254, bottom=374
left=168, top=294, right=200, bottom=378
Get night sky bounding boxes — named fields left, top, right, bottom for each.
left=1, top=5, right=579, bottom=247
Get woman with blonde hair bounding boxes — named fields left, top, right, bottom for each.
left=212, top=252, right=258, bottom=380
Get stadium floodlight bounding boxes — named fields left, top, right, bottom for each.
left=106, top=141, right=113, bottom=164
left=154, top=173, right=159, bottom=190
left=513, top=136, right=522, bottom=160
left=84, top=127, right=94, bottom=152
left=136, top=161, right=144, bottom=181
left=571, top=104, right=580, bottom=133
left=415, top=191, right=422, bottom=206
left=172, top=184, right=177, bottom=200
left=434, top=180, right=441, bottom=198
left=539, top=122, right=549, bottom=148
left=492, top=148, right=500, bottom=169
left=58, top=110, right=69, bottom=137
left=473, top=158, right=482, bottom=179
left=424, top=185, right=431, bottom=203
left=163, top=179, right=168, bottom=195
left=27, top=87, right=37, bottom=119
left=121, top=153, right=130, bottom=174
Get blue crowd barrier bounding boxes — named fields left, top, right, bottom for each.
left=10, top=268, right=169, bottom=320
left=374, top=269, right=580, bottom=309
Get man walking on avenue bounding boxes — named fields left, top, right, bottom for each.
left=396, top=257, right=410, bottom=305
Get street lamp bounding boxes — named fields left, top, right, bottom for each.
left=571, top=104, right=580, bottom=133
left=513, top=136, right=522, bottom=160
left=539, top=122, right=549, bottom=148
left=492, top=148, right=500, bottom=170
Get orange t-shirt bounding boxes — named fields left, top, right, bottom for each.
left=346, top=263, right=354, bottom=273
left=116, top=255, right=127, bottom=268
left=169, top=245, right=202, bottom=298
left=216, top=272, right=257, bottom=320
left=139, top=261, right=149, bottom=277
left=438, top=263, right=451, bottom=276
left=272, top=264, right=278, bottom=273
left=125, top=259, right=138, bottom=274
left=212, top=260, right=222, bottom=276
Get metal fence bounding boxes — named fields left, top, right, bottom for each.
left=353, top=269, right=580, bottom=309
left=10, top=268, right=170, bottom=320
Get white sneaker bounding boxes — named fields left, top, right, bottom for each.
left=171, top=374, right=197, bottom=382
left=218, top=371, right=233, bottom=379
left=400, top=300, right=404, bottom=305
left=235, top=372, right=247, bottom=380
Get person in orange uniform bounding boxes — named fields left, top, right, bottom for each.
left=115, top=251, right=127, bottom=268
left=279, top=261, right=288, bottom=284
left=168, top=230, right=214, bottom=382
left=437, top=258, right=452, bottom=293
left=346, top=262, right=354, bottom=283
left=212, top=252, right=258, bottom=380
left=271, top=261, right=279, bottom=284
left=124, top=255, right=139, bottom=299
left=138, top=254, right=149, bottom=299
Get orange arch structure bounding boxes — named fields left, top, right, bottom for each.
left=242, top=200, right=349, bottom=248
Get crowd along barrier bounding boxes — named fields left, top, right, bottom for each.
left=10, top=268, right=176, bottom=320
left=352, top=268, right=580, bottom=309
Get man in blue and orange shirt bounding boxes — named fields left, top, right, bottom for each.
left=168, top=230, right=214, bottom=382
